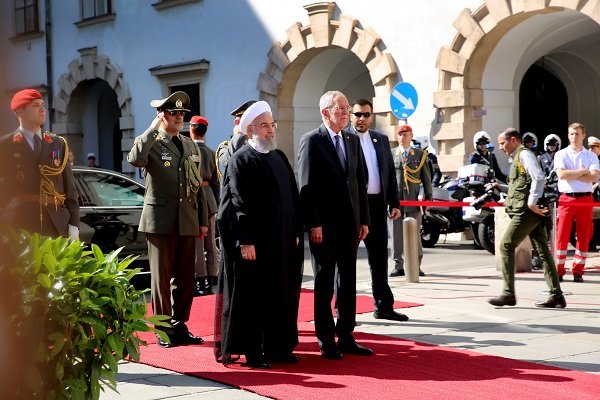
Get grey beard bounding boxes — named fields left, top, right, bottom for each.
left=254, top=136, right=277, bottom=152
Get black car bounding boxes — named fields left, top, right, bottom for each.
left=72, top=166, right=149, bottom=277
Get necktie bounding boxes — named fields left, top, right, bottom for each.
left=172, top=135, right=183, bottom=154
left=33, top=134, right=42, bottom=157
left=335, top=135, right=346, bottom=171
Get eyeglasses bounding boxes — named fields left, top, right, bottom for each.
left=166, top=110, right=186, bottom=116
left=352, top=112, right=372, bottom=118
left=329, top=106, right=351, bottom=113
left=250, top=122, right=277, bottom=130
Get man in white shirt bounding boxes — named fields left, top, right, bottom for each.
left=554, top=122, right=600, bottom=283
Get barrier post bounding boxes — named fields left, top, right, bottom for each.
left=403, top=217, right=420, bottom=283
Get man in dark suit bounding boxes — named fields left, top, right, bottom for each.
left=349, top=98, right=408, bottom=322
left=128, top=91, right=208, bottom=348
left=297, top=91, right=371, bottom=360
left=190, top=115, right=220, bottom=295
left=0, top=89, right=79, bottom=239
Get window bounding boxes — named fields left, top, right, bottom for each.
left=14, top=0, right=39, bottom=35
left=81, top=0, right=112, bottom=20
left=169, top=83, right=200, bottom=125
left=78, top=170, right=145, bottom=207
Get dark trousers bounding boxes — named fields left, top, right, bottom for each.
left=310, top=227, right=359, bottom=350
left=147, top=233, right=196, bottom=335
left=500, top=210, right=562, bottom=296
left=364, top=193, right=395, bottom=312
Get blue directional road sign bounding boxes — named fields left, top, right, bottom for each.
left=390, top=82, right=418, bottom=119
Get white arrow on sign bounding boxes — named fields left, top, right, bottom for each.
left=392, top=89, right=415, bottom=110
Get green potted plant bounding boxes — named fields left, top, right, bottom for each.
left=3, top=231, right=169, bottom=400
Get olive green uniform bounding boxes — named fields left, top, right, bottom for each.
left=500, top=145, right=561, bottom=296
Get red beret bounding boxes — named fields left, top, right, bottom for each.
left=190, top=115, right=208, bottom=126
left=397, top=124, right=413, bottom=133
left=11, top=89, right=43, bottom=111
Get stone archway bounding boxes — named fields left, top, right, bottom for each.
left=256, top=2, right=399, bottom=158
left=434, top=0, right=600, bottom=174
left=51, top=47, right=135, bottom=173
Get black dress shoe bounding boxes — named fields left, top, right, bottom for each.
left=320, top=348, right=343, bottom=360
left=194, top=278, right=207, bottom=296
left=535, top=294, right=567, bottom=308
left=175, top=331, right=204, bottom=345
left=156, top=334, right=174, bottom=348
left=267, top=353, right=300, bottom=364
left=337, top=339, right=373, bottom=356
left=389, top=269, right=405, bottom=277
left=244, top=356, right=272, bottom=369
left=574, top=274, right=584, bottom=283
left=558, top=275, right=564, bottom=282
left=419, top=269, right=426, bottom=276
left=373, top=310, right=410, bottom=322
left=488, top=294, right=517, bottom=307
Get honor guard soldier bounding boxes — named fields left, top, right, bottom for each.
left=215, top=100, right=256, bottom=184
left=0, top=89, right=79, bottom=239
left=128, top=91, right=208, bottom=348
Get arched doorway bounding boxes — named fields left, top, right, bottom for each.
left=434, top=1, right=600, bottom=174
left=51, top=47, right=135, bottom=175
left=257, top=2, right=398, bottom=162
left=519, top=63, right=568, bottom=145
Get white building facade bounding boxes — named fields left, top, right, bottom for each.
left=2, top=0, right=600, bottom=177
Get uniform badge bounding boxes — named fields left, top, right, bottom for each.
left=191, top=154, right=200, bottom=163
left=175, top=99, right=183, bottom=108
left=164, top=161, right=171, bottom=167
left=373, top=138, right=378, bottom=143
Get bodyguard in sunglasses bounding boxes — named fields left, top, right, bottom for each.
left=128, top=91, right=209, bottom=348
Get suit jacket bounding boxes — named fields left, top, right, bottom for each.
left=297, top=124, right=369, bottom=234
left=195, top=140, right=220, bottom=215
left=0, top=130, right=79, bottom=237
left=393, top=146, right=432, bottom=213
left=351, top=128, right=400, bottom=213
left=127, top=128, right=207, bottom=235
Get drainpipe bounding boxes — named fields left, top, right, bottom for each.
left=45, top=0, right=53, bottom=129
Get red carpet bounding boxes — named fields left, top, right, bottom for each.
left=138, top=322, right=600, bottom=400
left=138, top=289, right=422, bottom=344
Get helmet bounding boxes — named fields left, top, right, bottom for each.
left=522, top=132, right=538, bottom=150
left=415, top=135, right=430, bottom=149
left=473, top=131, right=491, bottom=148
left=544, top=134, right=562, bottom=151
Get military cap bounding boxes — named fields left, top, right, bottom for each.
left=230, top=100, right=257, bottom=117
left=149, top=91, right=191, bottom=112
left=190, top=115, right=208, bottom=126
left=11, top=89, right=43, bottom=110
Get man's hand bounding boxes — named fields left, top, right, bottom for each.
left=359, top=225, right=369, bottom=241
left=151, top=112, right=166, bottom=131
left=389, top=208, right=401, bottom=220
left=529, top=204, right=549, bottom=216
left=309, top=226, right=323, bottom=244
left=240, top=244, right=256, bottom=260
left=199, top=226, right=208, bottom=238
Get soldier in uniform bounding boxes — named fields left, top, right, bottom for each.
left=389, top=124, right=432, bottom=277
left=215, top=100, right=256, bottom=184
left=190, top=115, right=220, bottom=295
left=127, top=91, right=208, bottom=348
left=0, top=89, right=79, bottom=239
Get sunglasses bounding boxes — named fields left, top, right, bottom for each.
left=352, top=112, right=372, bottom=118
left=165, top=110, right=186, bottom=116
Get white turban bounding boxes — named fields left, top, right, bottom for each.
left=240, top=101, right=272, bottom=135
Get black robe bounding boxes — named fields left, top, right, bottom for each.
left=214, top=145, right=303, bottom=362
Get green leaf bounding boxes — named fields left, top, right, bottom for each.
left=38, top=273, right=52, bottom=288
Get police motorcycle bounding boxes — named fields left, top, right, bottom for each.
left=412, top=138, right=471, bottom=247
left=459, top=131, right=505, bottom=254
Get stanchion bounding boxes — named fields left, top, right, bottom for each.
left=403, top=217, right=420, bottom=282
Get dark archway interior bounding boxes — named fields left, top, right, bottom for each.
left=519, top=63, right=568, bottom=146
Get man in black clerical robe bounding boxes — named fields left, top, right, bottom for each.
left=214, top=101, right=303, bottom=369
